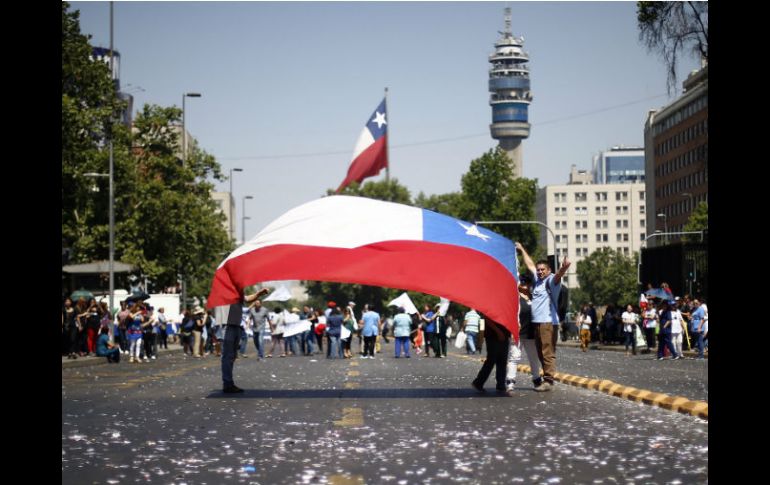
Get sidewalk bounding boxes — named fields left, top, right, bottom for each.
left=556, top=338, right=708, bottom=358
left=62, top=342, right=187, bottom=369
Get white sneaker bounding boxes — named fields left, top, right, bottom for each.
left=143, top=357, right=150, bottom=362
left=151, top=356, right=156, bottom=360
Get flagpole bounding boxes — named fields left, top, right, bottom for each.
left=384, top=87, right=390, bottom=183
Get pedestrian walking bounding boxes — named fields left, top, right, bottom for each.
left=506, top=281, right=543, bottom=391
left=392, top=307, right=412, bottom=358
left=578, top=305, right=592, bottom=352
left=622, top=305, right=639, bottom=356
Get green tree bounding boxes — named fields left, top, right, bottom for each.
left=62, top=1, right=129, bottom=263
left=637, top=1, right=708, bottom=93
left=576, top=248, right=639, bottom=307
left=413, top=191, right=464, bottom=219
left=457, top=147, right=539, bottom=255
left=62, top=3, right=231, bottom=301
left=683, top=201, right=708, bottom=232
left=331, top=177, right=412, bottom=204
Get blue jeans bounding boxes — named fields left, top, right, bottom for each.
left=395, top=336, right=410, bottom=357
left=694, top=330, right=705, bottom=357
left=239, top=328, right=248, bottom=355
left=253, top=329, right=266, bottom=358
left=303, top=330, right=315, bottom=355
left=327, top=335, right=341, bottom=358
left=466, top=331, right=478, bottom=354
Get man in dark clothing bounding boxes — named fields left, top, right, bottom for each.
left=471, top=317, right=512, bottom=396
left=220, top=288, right=269, bottom=393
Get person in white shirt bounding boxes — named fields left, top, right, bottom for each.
left=578, top=305, right=592, bottom=352
left=621, top=305, right=639, bottom=356
left=642, top=306, right=659, bottom=353
left=669, top=302, right=685, bottom=358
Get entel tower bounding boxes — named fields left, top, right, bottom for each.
left=489, top=7, right=532, bottom=179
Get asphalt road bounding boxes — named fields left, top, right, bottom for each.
left=62, top=342, right=708, bottom=484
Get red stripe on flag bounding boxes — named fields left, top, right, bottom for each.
left=207, top=241, right=519, bottom=338
left=336, top=136, right=388, bottom=192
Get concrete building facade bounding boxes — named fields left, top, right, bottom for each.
left=536, top=171, right=646, bottom=288
left=211, top=192, right=235, bottom=241
left=644, top=64, right=708, bottom=243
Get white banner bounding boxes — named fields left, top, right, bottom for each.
left=282, top=318, right=311, bottom=338
left=264, top=286, right=292, bottom=302
left=341, top=324, right=351, bottom=340
left=388, top=292, right=419, bottom=315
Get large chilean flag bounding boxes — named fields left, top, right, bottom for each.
left=207, top=196, right=520, bottom=338
left=336, top=98, right=388, bottom=193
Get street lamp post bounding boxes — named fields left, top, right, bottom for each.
left=182, top=92, right=202, bottom=163
left=229, top=168, right=243, bottom=241
left=242, top=195, right=254, bottom=244
left=83, top=172, right=114, bottom=314
left=656, top=213, right=668, bottom=244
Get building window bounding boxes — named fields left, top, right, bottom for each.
left=616, top=220, right=629, bottom=229
left=615, top=192, right=628, bottom=201
left=640, top=219, right=645, bottom=227
left=595, top=206, right=608, bottom=216
left=596, top=234, right=608, bottom=242
left=639, top=192, right=645, bottom=200
left=616, top=233, right=629, bottom=242
left=595, top=220, right=608, bottom=229
left=575, top=192, right=587, bottom=202
left=595, top=192, right=607, bottom=201
left=615, top=206, right=628, bottom=215
left=640, top=205, right=645, bottom=214
left=554, top=192, right=567, bottom=203
left=575, top=221, right=587, bottom=229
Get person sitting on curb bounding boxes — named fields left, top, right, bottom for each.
left=95, top=326, right=121, bottom=363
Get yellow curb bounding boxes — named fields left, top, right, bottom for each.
left=511, top=366, right=707, bottom=420
left=659, top=396, right=689, bottom=412
left=627, top=389, right=652, bottom=402
left=347, top=370, right=360, bottom=377
left=643, top=392, right=670, bottom=406
left=619, top=387, right=638, bottom=399
left=597, top=380, right=615, bottom=391
left=678, top=400, right=709, bottom=419
left=606, top=383, right=624, bottom=396
left=344, top=382, right=360, bottom=389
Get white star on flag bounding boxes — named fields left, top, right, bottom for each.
left=457, top=222, right=491, bottom=242
left=372, top=111, right=387, bottom=128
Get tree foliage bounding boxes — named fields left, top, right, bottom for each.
left=457, top=147, right=539, bottom=253
left=637, top=1, right=708, bottom=93
left=682, top=201, right=708, bottom=242
left=576, top=248, right=639, bottom=307
left=62, top=2, right=231, bottom=300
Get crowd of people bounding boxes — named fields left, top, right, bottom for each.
left=572, top=292, right=708, bottom=360
left=63, top=244, right=705, bottom=397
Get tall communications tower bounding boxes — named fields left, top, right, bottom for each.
left=489, top=8, right=532, bottom=179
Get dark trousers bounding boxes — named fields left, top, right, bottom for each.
left=644, top=327, right=657, bottom=350
left=424, top=332, right=435, bottom=355
left=624, top=330, right=636, bottom=353
left=364, top=335, right=376, bottom=357
left=657, top=332, right=678, bottom=359
left=159, top=331, right=168, bottom=349
left=431, top=331, right=447, bottom=357
left=221, top=324, right=241, bottom=388
left=473, top=337, right=510, bottom=390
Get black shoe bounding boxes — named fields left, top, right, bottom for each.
left=471, top=381, right=486, bottom=394
left=223, top=385, right=244, bottom=394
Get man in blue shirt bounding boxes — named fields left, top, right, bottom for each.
left=690, top=299, right=706, bottom=359
left=516, top=242, right=571, bottom=392
left=360, top=304, right=382, bottom=359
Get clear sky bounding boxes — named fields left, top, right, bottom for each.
left=70, top=1, right=701, bottom=241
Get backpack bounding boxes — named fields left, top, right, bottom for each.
left=546, top=282, right=569, bottom=322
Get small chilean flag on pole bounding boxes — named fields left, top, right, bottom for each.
left=336, top=94, right=389, bottom=193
